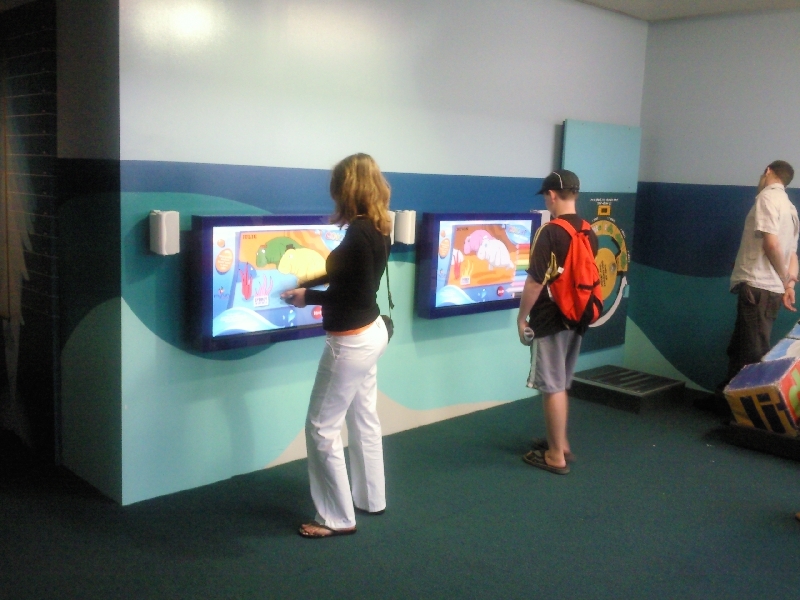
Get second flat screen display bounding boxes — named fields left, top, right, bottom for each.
left=416, top=212, right=542, bottom=319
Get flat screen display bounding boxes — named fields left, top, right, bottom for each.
left=415, top=212, right=542, bottom=319
left=191, top=215, right=345, bottom=351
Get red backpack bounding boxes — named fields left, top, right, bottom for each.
left=547, top=218, right=603, bottom=328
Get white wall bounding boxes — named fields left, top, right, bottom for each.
left=119, top=0, right=647, bottom=176
left=639, top=9, right=800, bottom=186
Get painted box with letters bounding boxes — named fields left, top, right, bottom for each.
left=724, top=357, right=800, bottom=437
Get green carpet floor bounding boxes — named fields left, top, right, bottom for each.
left=3, top=397, right=800, bottom=599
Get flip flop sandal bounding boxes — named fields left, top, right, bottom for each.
left=298, top=522, right=357, bottom=539
left=531, top=438, right=576, bottom=463
left=522, top=449, right=570, bottom=475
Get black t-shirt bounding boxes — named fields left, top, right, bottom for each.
left=526, top=213, right=599, bottom=338
left=304, top=218, right=390, bottom=332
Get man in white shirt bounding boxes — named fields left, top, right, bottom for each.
left=725, top=160, right=798, bottom=384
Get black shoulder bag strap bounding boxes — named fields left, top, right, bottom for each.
left=384, top=236, right=394, bottom=316
left=381, top=236, right=395, bottom=340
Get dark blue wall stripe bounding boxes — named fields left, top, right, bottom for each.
left=634, top=182, right=800, bottom=278
left=388, top=172, right=543, bottom=214
left=120, top=160, right=546, bottom=215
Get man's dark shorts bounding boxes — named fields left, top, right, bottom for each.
left=528, top=329, right=583, bottom=393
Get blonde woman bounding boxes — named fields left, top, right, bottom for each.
left=281, top=153, right=392, bottom=539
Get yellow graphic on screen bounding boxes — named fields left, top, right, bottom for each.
left=278, top=248, right=326, bottom=283
left=235, top=230, right=337, bottom=287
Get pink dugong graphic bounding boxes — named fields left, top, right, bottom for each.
left=278, top=248, right=327, bottom=284
left=477, top=238, right=514, bottom=270
left=463, top=230, right=493, bottom=254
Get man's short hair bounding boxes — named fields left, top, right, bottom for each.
left=768, top=160, right=794, bottom=186
left=553, top=188, right=578, bottom=200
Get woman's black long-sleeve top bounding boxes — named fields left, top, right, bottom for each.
left=303, top=218, right=390, bottom=332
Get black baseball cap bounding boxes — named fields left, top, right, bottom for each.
left=536, top=170, right=580, bottom=194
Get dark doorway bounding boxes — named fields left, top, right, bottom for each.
left=0, top=0, right=58, bottom=461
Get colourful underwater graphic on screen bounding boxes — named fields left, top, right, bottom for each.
left=434, top=219, right=531, bottom=307
left=210, top=223, right=346, bottom=337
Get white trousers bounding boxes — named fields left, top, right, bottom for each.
left=305, top=317, right=389, bottom=529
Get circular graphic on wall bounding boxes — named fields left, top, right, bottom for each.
left=590, top=215, right=628, bottom=327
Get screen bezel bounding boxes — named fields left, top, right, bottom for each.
left=414, top=211, right=541, bottom=320
left=191, top=214, right=337, bottom=352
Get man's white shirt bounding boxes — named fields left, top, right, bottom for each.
left=730, top=183, right=799, bottom=294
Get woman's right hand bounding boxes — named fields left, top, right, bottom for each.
left=281, top=288, right=307, bottom=308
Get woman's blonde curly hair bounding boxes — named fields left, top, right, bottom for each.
left=329, top=153, right=392, bottom=235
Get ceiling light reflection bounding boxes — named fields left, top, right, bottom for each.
left=134, top=0, right=226, bottom=48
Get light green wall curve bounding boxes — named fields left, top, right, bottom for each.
left=623, top=317, right=705, bottom=391
left=380, top=262, right=532, bottom=410
left=120, top=297, right=317, bottom=504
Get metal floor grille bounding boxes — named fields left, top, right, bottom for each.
left=571, top=365, right=685, bottom=413
left=573, top=365, right=685, bottom=397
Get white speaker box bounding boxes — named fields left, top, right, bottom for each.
left=149, top=210, right=180, bottom=255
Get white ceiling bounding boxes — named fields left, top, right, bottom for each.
left=1, top=0, right=798, bottom=24
left=576, top=0, right=800, bottom=21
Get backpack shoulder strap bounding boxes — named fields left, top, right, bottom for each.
left=548, top=217, right=578, bottom=237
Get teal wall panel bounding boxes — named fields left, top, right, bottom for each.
left=562, top=120, right=641, bottom=353
left=562, top=120, right=642, bottom=193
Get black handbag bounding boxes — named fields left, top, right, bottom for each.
left=381, top=238, right=394, bottom=342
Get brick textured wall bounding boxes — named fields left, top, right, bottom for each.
left=1, top=0, right=58, bottom=457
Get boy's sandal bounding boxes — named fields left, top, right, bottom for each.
left=531, top=438, right=576, bottom=463
left=522, top=449, right=570, bottom=475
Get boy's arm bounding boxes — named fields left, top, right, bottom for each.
left=516, top=275, right=544, bottom=344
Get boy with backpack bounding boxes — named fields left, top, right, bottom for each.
left=517, top=170, right=601, bottom=474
